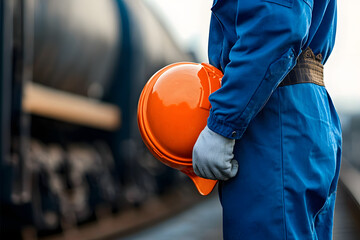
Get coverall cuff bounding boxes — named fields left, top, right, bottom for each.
left=207, top=113, right=246, bottom=140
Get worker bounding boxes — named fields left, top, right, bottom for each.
left=192, top=0, right=342, bottom=239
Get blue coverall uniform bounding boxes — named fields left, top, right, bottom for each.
left=207, top=0, right=342, bottom=239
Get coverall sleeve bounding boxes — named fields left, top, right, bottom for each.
left=207, top=0, right=313, bottom=139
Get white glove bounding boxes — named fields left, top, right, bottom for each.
left=192, top=126, right=238, bottom=180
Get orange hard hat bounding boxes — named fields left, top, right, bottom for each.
left=137, top=62, right=223, bottom=195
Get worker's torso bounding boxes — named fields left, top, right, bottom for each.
left=208, top=0, right=337, bottom=71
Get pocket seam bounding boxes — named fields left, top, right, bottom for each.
left=312, top=191, right=335, bottom=229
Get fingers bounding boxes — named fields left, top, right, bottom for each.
left=193, top=158, right=238, bottom=181
left=229, top=159, right=239, bottom=178
left=193, top=163, right=201, bottom=177
left=208, top=167, right=225, bottom=180
left=193, top=161, right=226, bottom=180
left=192, top=126, right=238, bottom=181
left=193, top=164, right=218, bottom=180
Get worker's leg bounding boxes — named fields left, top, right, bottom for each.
left=219, top=83, right=342, bottom=240
left=313, top=94, right=342, bottom=240
left=219, top=87, right=284, bottom=239
left=279, top=84, right=341, bottom=240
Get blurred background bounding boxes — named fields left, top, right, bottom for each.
left=0, top=0, right=359, bottom=239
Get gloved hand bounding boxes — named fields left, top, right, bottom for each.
left=192, top=126, right=238, bottom=180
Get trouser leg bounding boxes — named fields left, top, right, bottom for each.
left=220, top=84, right=342, bottom=240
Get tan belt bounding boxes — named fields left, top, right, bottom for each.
left=279, top=47, right=324, bottom=87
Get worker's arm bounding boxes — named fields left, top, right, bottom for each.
left=208, top=0, right=313, bottom=139
left=193, top=0, right=313, bottom=180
